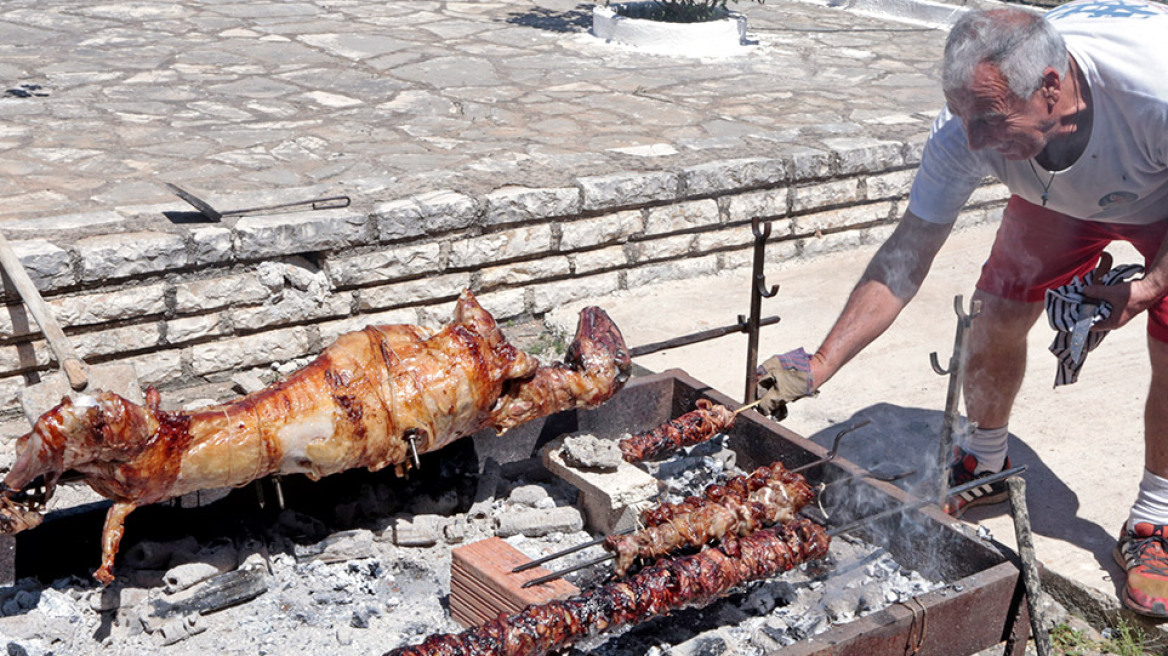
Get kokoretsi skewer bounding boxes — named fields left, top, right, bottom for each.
left=606, top=461, right=814, bottom=575
left=385, top=518, right=829, bottom=656
left=618, top=399, right=736, bottom=462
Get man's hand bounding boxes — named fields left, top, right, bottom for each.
left=1084, top=277, right=1158, bottom=331
left=755, top=348, right=816, bottom=419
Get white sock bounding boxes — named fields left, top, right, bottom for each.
left=963, top=425, right=1009, bottom=473
left=1128, top=469, right=1168, bottom=530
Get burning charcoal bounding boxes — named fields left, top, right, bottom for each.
left=560, top=433, right=623, bottom=471
left=666, top=632, right=728, bottom=656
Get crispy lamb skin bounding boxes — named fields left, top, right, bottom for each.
left=385, top=519, right=830, bottom=656
left=0, top=290, right=630, bottom=583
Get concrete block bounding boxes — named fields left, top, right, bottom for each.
left=357, top=272, right=470, bottom=311
left=495, top=506, right=583, bottom=538
left=187, top=327, right=311, bottom=376
left=0, top=240, right=74, bottom=295
left=542, top=442, right=658, bottom=534
left=625, top=255, right=718, bottom=289
left=578, top=171, right=678, bottom=211
left=327, top=243, right=442, bottom=287
left=485, top=185, right=580, bottom=225
left=790, top=179, right=863, bottom=213
left=448, top=225, right=553, bottom=269
left=76, top=231, right=188, bottom=282
left=793, top=202, right=892, bottom=235
left=630, top=234, right=695, bottom=263
left=783, top=146, right=832, bottom=182
left=234, top=209, right=368, bottom=259
left=375, top=190, right=478, bottom=240
left=560, top=210, right=644, bottom=251
left=683, top=157, right=786, bottom=197
left=865, top=169, right=915, bottom=200
left=726, top=188, right=791, bottom=224
left=479, top=256, right=570, bottom=289
left=189, top=226, right=233, bottom=264
left=643, top=199, right=720, bottom=236
left=529, top=272, right=621, bottom=314
left=824, top=137, right=905, bottom=175
left=74, top=323, right=162, bottom=359
left=475, top=287, right=526, bottom=321
left=175, top=273, right=271, bottom=313
left=167, top=314, right=227, bottom=344
left=573, top=246, right=626, bottom=275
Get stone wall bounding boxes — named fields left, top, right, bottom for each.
left=0, top=138, right=1007, bottom=457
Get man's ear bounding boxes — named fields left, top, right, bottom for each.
left=1040, top=67, right=1062, bottom=108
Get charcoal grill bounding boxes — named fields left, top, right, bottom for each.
left=471, top=368, right=1030, bottom=656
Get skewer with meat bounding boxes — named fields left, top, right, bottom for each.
left=605, top=461, right=813, bottom=575
left=0, top=290, right=631, bottom=583
left=386, top=518, right=830, bottom=656
left=617, top=399, right=735, bottom=462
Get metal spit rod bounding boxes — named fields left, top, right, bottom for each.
left=929, top=295, right=981, bottom=505
left=744, top=216, right=779, bottom=404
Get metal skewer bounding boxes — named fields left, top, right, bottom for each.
left=520, top=466, right=1025, bottom=588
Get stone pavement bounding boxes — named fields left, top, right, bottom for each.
left=0, top=0, right=960, bottom=221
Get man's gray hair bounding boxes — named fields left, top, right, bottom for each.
left=942, top=8, right=1067, bottom=100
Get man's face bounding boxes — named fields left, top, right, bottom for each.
left=945, top=62, right=1054, bottom=160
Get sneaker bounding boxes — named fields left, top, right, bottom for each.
left=1114, top=522, right=1168, bottom=618
left=943, top=447, right=1010, bottom=517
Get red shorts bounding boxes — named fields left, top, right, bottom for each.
left=977, top=195, right=1168, bottom=342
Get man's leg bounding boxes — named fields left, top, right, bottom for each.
left=1115, top=335, right=1168, bottom=618
left=963, top=290, right=1046, bottom=431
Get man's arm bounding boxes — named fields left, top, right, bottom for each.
left=809, top=211, right=955, bottom=388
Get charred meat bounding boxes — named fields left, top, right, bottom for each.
left=618, top=399, right=735, bottom=462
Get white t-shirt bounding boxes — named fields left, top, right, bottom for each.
left=908, top=0, right=1168, bottom=225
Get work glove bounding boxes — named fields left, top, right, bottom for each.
left=755, top=348, right=816, bottom=420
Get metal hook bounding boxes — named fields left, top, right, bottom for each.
left=751, top=215, right=772, bottom=240
left=756, top=276, right=779, bottom=298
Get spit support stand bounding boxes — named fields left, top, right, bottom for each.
left=929, top=295, right=981, bottom=505
left=744, top=216, right=780, bottom=404
left=1004, top=476, right=1053, bottom=656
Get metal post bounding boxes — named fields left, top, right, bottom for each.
left=929, top=295, right=981, bottom=504
left=744, top=216, right=779, bottom=404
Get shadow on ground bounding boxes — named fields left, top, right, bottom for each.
left=802, top=402, right=1123, bottom=597
left=504, top=4, right=594, bottom=33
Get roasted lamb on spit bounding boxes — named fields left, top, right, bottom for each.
left=606, top=461, right=813, bottom=575
left=0, top=290, right=631, bottom=583
left=618, top=398, right=735, bottom=462
left=387, top=518, right=829, bottom=656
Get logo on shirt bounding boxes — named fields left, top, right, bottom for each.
left=1047, top=0, right=1165, bottom=20
left=1099, top=191, right=1139, bottom=207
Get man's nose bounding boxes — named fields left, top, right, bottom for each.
left=965, top=124, right=991, bottom=151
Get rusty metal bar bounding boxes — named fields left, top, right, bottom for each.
left=929, top=295, right=981, bottom=504
left=629, top=315, right=779, bottom=358
left=744, top=216, right=780, bottom=404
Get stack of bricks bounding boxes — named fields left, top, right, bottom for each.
left=449, top=537, right=578, bottom=628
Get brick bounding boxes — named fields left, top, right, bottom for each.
left=74, top=323, right=162, bottom=359
left=476, top=288, right=527, bottom=321
left=449, top=537, right=578, bottom=629
left=573, top=246, right=627, bottom=274
left=643, top=199, right=719, bottom=236
left=824, top=137, right=904, bottom=175
left=189, top=226, right=233, bottom=265
left=187, top=327, right=312, bottom=376
left=625, top=255, right=718, bottom=288
left=794, top=202, right=892, bottom=235
left=230, top=293, right=352, bottom=332
left=683, top=157, right=785, bottom=197
left=167, top=314, right=227, bottom=344
left=175, top=273, right=271, bottom=313
left=448, top=225, right=553, bottom=269
left=375, top=190, right=478, bottom=240
left=530, top=272, right=621, bottom=315
left=784, top=146, right=832, bottom=182
left=479, top=257, right=570, bottom=289
left=559, top=210, right=644, bottom=251
left=485, top=186, right=580, bottom=226
left=77, top=232, right=188, bottom=283
left=0, top=240, right=75, bottom=295
left=327, top=243, right=442, bottom=287
left=790, top=179, right=863, bottom=213
left=578, top=171, right=678, bottom=211
left=726, top=188, right=790, bottom=224
left=358, top=272, right=471, bottom=312
left=234, top=210, right=368, bottom=259
left=629, top=234, right=695, bottom=262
